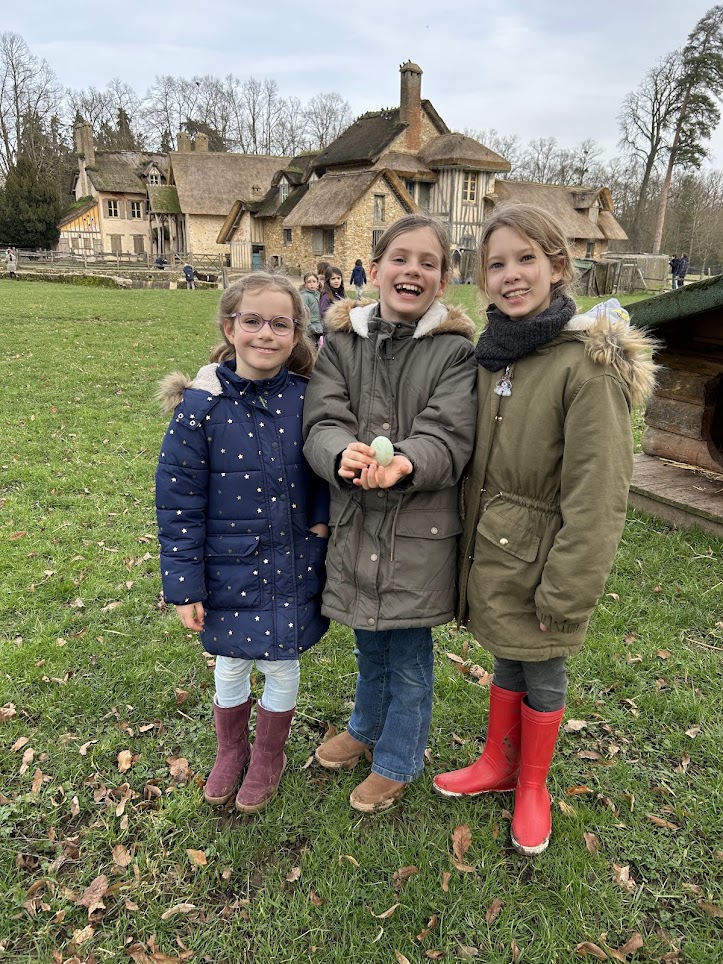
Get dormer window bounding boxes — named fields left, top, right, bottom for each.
left=279, top=181, right=289, bottom=204
left=148, top=170, right=160, bottom=185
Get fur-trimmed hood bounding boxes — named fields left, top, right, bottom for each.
left=562, top=299, right=658, bottom=409
left=324, top=297, right=477, bottom=342
left=156, top=363, right=224, bottom=415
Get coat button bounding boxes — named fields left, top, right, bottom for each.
left=495, top=415, right=503, bottom=422
left=370, top=553, right=378, bottom=561
left=367, top=617, right=375, bottom=626
left=382, top=422, right=390, bottom=430
left=377, top=490, right=385, bottom=498
left=430, top=527, right=438, bottom=534
left=499, top=537, right=508, bottom=545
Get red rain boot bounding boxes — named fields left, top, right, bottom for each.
left=235, top=705, right=294, bottom=814
left=204, top=698, right=253, bottom=806
left=433, top=685, right=526, bottom=797
left=510, top=701, right=565, bottom=856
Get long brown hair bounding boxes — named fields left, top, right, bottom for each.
left=210, top=273, right=316, bottom=376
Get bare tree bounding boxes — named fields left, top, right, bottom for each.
left=0, top=31, right=63, bottom=177
left=304, top=92, right=353, bottom=151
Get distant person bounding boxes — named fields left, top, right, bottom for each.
left=155, top=255, right=167, bottom=270
left=156, top=273, right=328, bottom=814
left=183, top=263, right=196, bottom=289
left=349, top=259, right=367, bottom=300
left=300, top=272, right=323, bottom=347
left=6, top=247, right=17, bottom=279
left=669, top=254, right=679, bottom=289
left=676, top=253, right=689, bottom=288
left=319, top=265, right=345, bottom=323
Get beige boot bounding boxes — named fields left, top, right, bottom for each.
left=349, top=773, right=406, bottom=813
left=315, top=730, right=372, bottom=770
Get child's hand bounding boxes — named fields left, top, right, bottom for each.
left=539, top=622, right=548, bottom=632
left=354, top=455, right=413, bottom=490
left=310, top=522, right=330, bottom=539
left=175, top=602, right=205, bottom=632
left=339, top=441, right=376, bottom=479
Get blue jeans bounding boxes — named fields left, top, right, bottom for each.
left=347, top=627, right=434, bottom=783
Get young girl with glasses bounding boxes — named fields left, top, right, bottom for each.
left=303, top=214, right=478, bottom=813
left=156, top=273, right=329, bottom=814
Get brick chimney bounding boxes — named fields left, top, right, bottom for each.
left=399, top=61, right=423, bottom=152
left=176, top=131, right=192, bottom=153
left=195, top=133, right=209, bottom=152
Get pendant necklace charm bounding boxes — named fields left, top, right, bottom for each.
left=494, top=365, right=513, bottom=397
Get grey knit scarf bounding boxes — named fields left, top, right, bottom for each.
left=474, top=293, right=577, bottom=372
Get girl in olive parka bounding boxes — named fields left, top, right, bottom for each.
left=433, top=204, right=657, bottom=856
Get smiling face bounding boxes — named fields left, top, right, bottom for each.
left=370, top=226, right=448, bottom=324
left=223, top=288, right=297, bottom=381
left=484, top=225, right=563, bottom=321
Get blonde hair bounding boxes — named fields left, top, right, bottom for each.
left=211, top=273, right=316, bottom=376
left=371, top=213, right=452, bottom=279
left=476, top=203, right=575, bottom=301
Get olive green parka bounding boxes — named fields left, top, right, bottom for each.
left=303, top=298, right=478, bottom=631
left=459, top=310, right=657, bottom=660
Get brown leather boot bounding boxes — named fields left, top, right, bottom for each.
left=235, top=705, right=295, bottom=814
left=349, top=773, right=406, bottom=813
left=315, top=730, right=373, bottom=770
left=204, top=698, right=253, bottom=806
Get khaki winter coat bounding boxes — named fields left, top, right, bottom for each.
left=458, top=314, right=657, bottom=660
left=303, top=298, right=478, bottom=630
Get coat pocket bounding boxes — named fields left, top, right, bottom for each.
left=476, top=502, right=542, bottom=563
left=299, top=533, right=328, bottom=600
left=205, top=534, right=261, bottom=608
left=392, top=511, right=462, bottom=591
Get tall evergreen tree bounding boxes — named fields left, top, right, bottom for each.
left=0, top=157, right=62, bottom=248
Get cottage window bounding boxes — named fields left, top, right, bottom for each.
left=312, top=228, right=335, bottom=256
left=133, top=234, right=145, bottom=254
left=585, top=241, right=595, bottom=258
left=417, top=182, right=431, bottom=212
left=283, top=228, right=292, bottom=246
left=131, top=201, right=143, bottom=219
left=110, top=234, right=122, bottom=254
left=372, top=229, right=385, bottom=252
left=107, top=199, right=119, bottom=218
left=463, top=172, right=478, bottom=203
left=279, top=182, right=289, bottom=204
left=373, top=194, right=386, bottom=223
left=148, top=172, right=160, bottom=185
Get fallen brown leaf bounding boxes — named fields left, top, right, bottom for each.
left=160, top=902, right=197, bottom=921
left=485, top=898, right=504, bottom=924
left=617, top=933, right=644, bottom=956
left=575, top=942, right=608, bottom=960
left=76, top=874, right=108, bottom=917
left=186, top=849, right=207, bottom=867
left=112, top=844, right=132, bottom=868
left=71, top=924, right=95, bottom=945
left=697, top=899, right=723, bottom=918
left=394, top=952, right=411, bottom=964
left=117, top=749, right=133, bottom=773
left=339, top=854, right=359, bottom=867
left=566, top=785, right=592, bottom=796
left=11, top=736, right=29, bottom=752
left=392, top=865, right=419, bottom=889
left=646, top=813, right=679, bottom=830
left=611, top=863, right=636, bottom=892
left=565, top=719, right=588, bottom=733
left=416, top=914, right=439, bottom=941
left=167, top=756, right=193, bottom=783
left=441, top=871, right=451, bottom=892
left=425, top=952, right=446, bottom=960
left=685, top=725, right=701, bottom=738
left=369, top=902, right=399, bottom=919
left=285, top=866, right=301, bottom=883
left=309, top=890, right=325, bottom=906
left=584, top=832, right=601, bottom=854
left=452, top=824, right=472, bottom=862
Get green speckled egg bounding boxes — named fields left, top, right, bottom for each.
left=371, top=436, right=394, bottom=466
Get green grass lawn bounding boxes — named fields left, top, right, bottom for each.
left=0, top=280, right=721, bottom=964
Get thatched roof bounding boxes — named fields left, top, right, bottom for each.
left=314, top=102, right=449, bottom=169
left=87, top=151, right=168, bottom=194
left=421, top=134, right=511, bottom=172
left=371, top=152, right=437, bottom=179
left=282, top=170, right=416, bottom=227
left=148, top=185, right=181, bottom=215
left=488, top=181, right=627, bottom=242
left=170, top=152, right=289, bottom=216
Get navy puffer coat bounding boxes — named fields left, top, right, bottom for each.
left=156, top=360, right=329, bottom=659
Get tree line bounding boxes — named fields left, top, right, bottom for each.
left=2, top=7, right=723, bottom=264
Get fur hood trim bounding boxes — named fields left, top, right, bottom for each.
left=324, top=297, right=476, bottom=342
left=156, top=363, right=222, bottom=414
left=564, top=300, right=658, bottom=409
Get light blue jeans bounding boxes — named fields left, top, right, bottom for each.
left=214, top=655, right=300, bottom=712
left=347, top=627, right=434, bottom=783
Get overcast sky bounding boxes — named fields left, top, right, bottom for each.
left=7, top=0, right=723, bottom=166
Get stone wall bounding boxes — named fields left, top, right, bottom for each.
left=186, top=215, right=226, bottom=254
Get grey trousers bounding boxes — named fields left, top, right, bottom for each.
left=493, top=656, right=567, bottom=712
